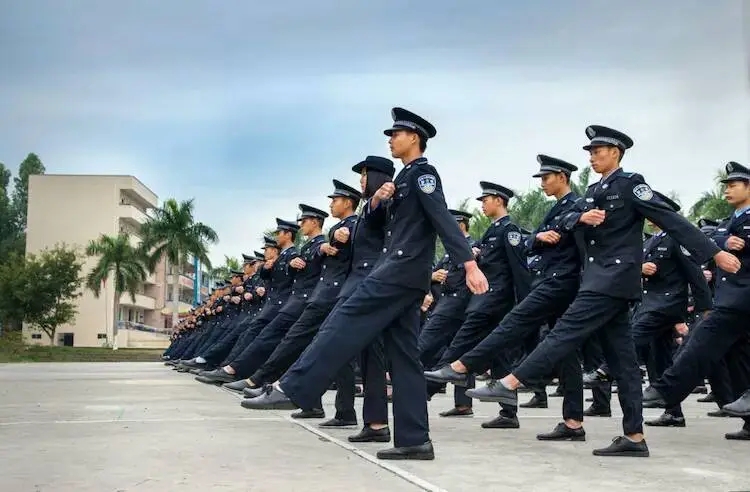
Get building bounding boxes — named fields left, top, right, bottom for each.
left=24, top=174, right=209, bottom=348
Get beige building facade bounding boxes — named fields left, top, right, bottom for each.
left=24, top=174, right=208, bottom=349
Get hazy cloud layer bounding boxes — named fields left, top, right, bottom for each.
left=1, top=0, right=748, bottom=263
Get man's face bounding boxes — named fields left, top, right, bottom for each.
left=540, top=173, right=566, bottom=197
left=298, top=217, right=318, bottom=236
left=388, top=130, right=416, bottom=159
left=588, top=146, right=619, bottom=174
left=264, top=247, right=279, bottom=261
left=724, top=180, right=750, bottom=206
left=329, top=197, right=349, bottom=218
left=481, top=196, right=502, bottom=217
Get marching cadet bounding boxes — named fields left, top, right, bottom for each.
left=472, top=125, right=737, bottom=457
left=424, top=180, right=531, bottom=429
left=196, top=222, right=300, bottom=384
left=243, top=107, right=489, bottom=460
left=237, top=179, right=362, bottom=410
left=644, top=161, right=749, bottom=440
left=426, top=155, right=589, bottom=440
left=629, top=191, right=712, bottom=428
left=419, top=209, right=476, bottom=418
left=209, top=206, right=327, bottom=385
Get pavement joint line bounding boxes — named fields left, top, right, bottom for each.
left=218, top=384, right=448, bottom=492
left=0, top=416, right=284, bottom=426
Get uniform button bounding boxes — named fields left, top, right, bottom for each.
left=397, top=250, right=403, bottom=256
left=615, top=259, right=621, bottom=264
left=590, top=240, right=595, bottom=245
left=277, top=301, right=282, bottom=304
left=552, top=272, right=557, bottom=277
left=588, top=257, right=594, bottom=262
left=320, top=277, right=323, bottom=281
left=722, top=277, right=727, bottom=281
left=292, top=291, right=295, bottom=295
left=303, top=294, right=307, bottom=298
left=387, top=231, right=392, bottom=236
left=334, top=282, right=338, bottom=286
left=643, top=290, right=647, bottom=294
left=323, top=265, right=326, bottom=269
left=665, top=293, right=670, bottom=296
left=382, top=248, right=387, bottom=253
left=363, top=262, right=368, bottom=267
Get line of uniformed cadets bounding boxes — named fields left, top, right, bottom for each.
left=163, top=106, right=749, bottom=460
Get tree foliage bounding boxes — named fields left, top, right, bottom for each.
left=208, top=255, right=241, bottom=281
left=0, top=154, right=46, bottom=259
left=0, top=245, right=83, bottom=343
left=85, top=233, right=148, bottom=302
left=688, top=169, right=734, bottom=221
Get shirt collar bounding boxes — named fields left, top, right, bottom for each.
left=734, top=205, right=750, bottom=217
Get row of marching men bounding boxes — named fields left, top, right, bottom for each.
left=163, top=106, right=749, bottom=460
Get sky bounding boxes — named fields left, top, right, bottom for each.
left=1, top=0, right=749, bottom=266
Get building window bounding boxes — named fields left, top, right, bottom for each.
left=97, top=333, right=107, bottom=339
left=31, top=333, right=42, bottom=340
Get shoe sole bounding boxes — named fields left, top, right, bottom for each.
left=424, top=375, right=469, bottom=387
left=465, top=390, right=517, bottom=406
left=319, top=424, right=358, bottom=429
left=520, top=405, right=549, bottom=409
left=537, top=435, right=586, bottom=441
left=592, top=450, right=649, bottom=457
left=376, top=453, right=434, bottom=460
left=241, top=403, right=297, bottom=410
left=349, top=436, right=391, bottom=443
left=644, top=422, right=686, bottom=427
left=721, top=409, right=750, bottom=418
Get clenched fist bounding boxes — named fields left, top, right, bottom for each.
left=642, top=262, right=658, bottom=276
left=579, top=209, right=606, bottom=226
left=536, top=230, right=561, bottom=244
left=334, top=227, right=350, bottom=243
left=432, top=269, right=448, bottom=283
left=289, top=257, right=307, bottom=269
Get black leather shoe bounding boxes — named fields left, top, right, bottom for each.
left=181, top=359, right=206, bottom=369
left=697, top=392, right=715, bottom=403
left=707, top=409, right=732, bottom=418
left=585, top=397, right=594, bottom=402
left=548, top=386, right=564, bottom=398
left=481, top=414, right=519, bottom=429
left=291, top=408, right=325, bottom=419
left=423, top=366, right=470, bottom=386
left=240, top=387, right=298, bottom=410
left=243, top=385, right=266, bottom=399
left=520, top=394, right=548, bottom=409
left=439, top=407, right=473, bottom=417
left=692, top=385, right=708, bottom=394
left=537, top=422, right=586, bottom=441
left=348, top=426, right=391, bottom=443
left=583, top=369, right=612, bottom=389
left=645, top=413, right=686, bottom=427
left=223, top=379, right=251, bottom=393
left=319, top=418, right=357, bottom=428
left=592, top=436, right=649, bottom=457
left=725, top=428, right=750, bottom=440
left=376, top=441, right=434, bottom=460
left=195, top=369, right=236, bottom=385
left=466, top=381, right=518, bottom=406
left=642, top=386, right=667, bottom=408
left=722, top=390, right=750, bottom=417
left=583, top=405, right=612, bottom=417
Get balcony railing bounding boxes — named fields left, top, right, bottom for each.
left=118, top=293, right=157, bottom=310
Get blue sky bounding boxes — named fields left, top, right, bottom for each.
left=1, top=0, right=748, bottom=266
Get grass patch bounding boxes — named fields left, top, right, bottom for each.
left=0, top=332, right=163, bottom=363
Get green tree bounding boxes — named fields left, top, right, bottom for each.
left=0, top=245, right=83, bottom=344
left=140, top=199, right=218, bottom=327
left=85, top=233, right=149, bottom=350
left=208, top=255, right=241, bottom=283
left=11, top=153, right=46, bottom=233
left=689, top=169, right=733, bottom=222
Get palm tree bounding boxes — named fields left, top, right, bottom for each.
left=140, top=199, right=218, bottom=328
left=570, top=167, right=592, bottom=196
left=689, top=169, right=733, bottom=222
left=208, top=255, right=241, bottom=282
left=85, top=233, right=148, bottom=350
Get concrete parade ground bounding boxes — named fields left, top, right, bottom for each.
left=0, top=363, right=747, bottom=492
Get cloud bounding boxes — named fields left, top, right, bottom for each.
left=1, top=0, right=748, bottom=265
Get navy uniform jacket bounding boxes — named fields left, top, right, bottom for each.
left=365, top=157, right=473, bottom=292
left=560, top=168, right=720, bottom=300
left=466, top=215, right=530, bottom=313
left=280, top=234, right=326, bottom=314
left=259, top=246, right=299, bottom=307
left=525, top=191, right=581, bottom=283
left=310, top=214, right=359, bottom=304
left=710, top=209, right=750, bottom=312
left=640, top=231, right=712, bottom=318
left=241, top=272, right=265, bottom=312
left=339, top=207, right=387, bottom=299
left=431, top=235, right=476, bottom=319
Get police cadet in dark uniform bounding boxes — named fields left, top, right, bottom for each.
left=236, top=181, right=361, bottom=406
left=645, top=161, right=749, bottom=440
left=242, top=107, right=489, bottom=460
left=419, top=209, right=476, bottom=418
left=425, top=180, right=530, bottom=429
left=214, top=206, right=327, bottom=386
left=629, top=191, right=712, bottom=427
left=427, top=155, right=590, bottom=440
left=196, top=222, right=300, bottom=384
left=471, top=125, right=738, bottom=457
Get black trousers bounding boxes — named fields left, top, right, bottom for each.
left=202, top=311, right=255, bottom=365
left=418, top=311, right=473, bottom=408
left=221, top=303, right=281, bottom=366
left=250, top=300, right=336, bottom=385
left=281, top=278, right=428, bottom=448
left=580, top=335, right=613, bottom=412
left=229, top=310, right=302, bottom=378
left=652, top=308, right=750, bottom=427
left=514, top=292, right=644, bottom=435
left=333, top=333, right=389, bottom=424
